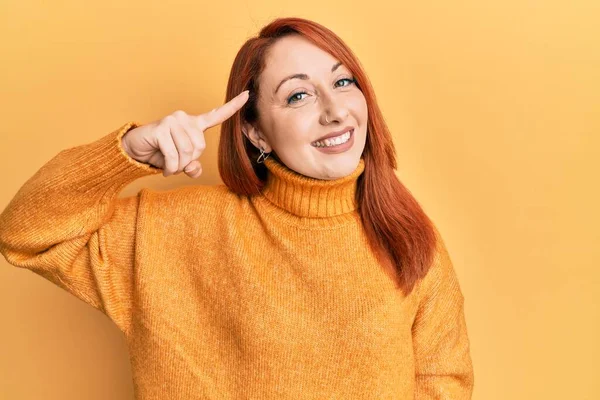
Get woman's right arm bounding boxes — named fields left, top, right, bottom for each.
left=0, top=90, right=249, bottom=336
left=0, top=121, right=162, bottom=335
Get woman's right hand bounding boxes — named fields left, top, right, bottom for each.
left=121, top=90, right=249, bottom=178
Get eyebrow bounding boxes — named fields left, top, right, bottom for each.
left=274, top=61, right=343, bottom=95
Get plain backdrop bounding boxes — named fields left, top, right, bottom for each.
left=0, top=1, right=598, bottom=399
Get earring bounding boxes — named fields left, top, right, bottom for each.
left=257, top=146, right=270, bottom=163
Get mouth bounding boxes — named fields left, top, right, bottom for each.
left=311, top=128, right=354, bottom=148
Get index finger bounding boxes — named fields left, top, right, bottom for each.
left=197, top=90, right=250, bottom=131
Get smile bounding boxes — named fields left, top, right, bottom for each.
left=311, top=129, right=355, bottom=154
left=312, top=129, right=353, bottom=147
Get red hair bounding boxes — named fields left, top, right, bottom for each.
left=218, top=17, right=437, bottom=296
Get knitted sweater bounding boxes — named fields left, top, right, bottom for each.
left=0, top=122, right=474, bottom=399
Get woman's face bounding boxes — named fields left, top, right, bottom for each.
left=243, top=34, right=368, bottom=180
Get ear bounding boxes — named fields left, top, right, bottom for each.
left=242, top=121, right=272, bottom=153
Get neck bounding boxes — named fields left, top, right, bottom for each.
left=260, top=157, right=366, bottom=218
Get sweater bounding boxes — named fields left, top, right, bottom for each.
left=0, top=121, right=475, bottom=399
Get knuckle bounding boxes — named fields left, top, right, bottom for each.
left=162, top=114, right=177, bottom=125
left=181, top=145, right=194, bottom=155
left=194, top=115, right=206, bottom=130
left=172, top=109, right=187, bottom=118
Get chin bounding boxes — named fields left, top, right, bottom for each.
left=316, top=155, right=362, bottom=180
left=280, top=145, right=364, bottom=180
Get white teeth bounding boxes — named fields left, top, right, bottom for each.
left=313, top=130, right=352, bottom=147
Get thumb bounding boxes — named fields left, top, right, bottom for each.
left=184, top=160, right=201, bottom=173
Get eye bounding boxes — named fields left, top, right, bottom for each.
left=335, top=77, right=356, bottom=88
left=287, top=92, right=308, bottom=104
left=286, top=78, right=357, bottom=105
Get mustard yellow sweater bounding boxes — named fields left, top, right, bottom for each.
left=0, top=122, right=474, bottom=399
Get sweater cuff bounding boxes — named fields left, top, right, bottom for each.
left=51, top=121, right=163, bottom=197
left=103, top=121, right=163, bottom=179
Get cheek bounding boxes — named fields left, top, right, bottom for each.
left=355, top=94, right=368, bottom=121
left=344, top=91, right=368, bottom=122
left=272, top=114, right=314, bottom=146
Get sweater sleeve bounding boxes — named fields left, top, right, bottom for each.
left=0, top=122, right=163, bottom=336
left=411, top=228, right=475, bottom=399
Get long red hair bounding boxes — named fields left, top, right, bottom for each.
left=218, top=17, right=437, bottom=296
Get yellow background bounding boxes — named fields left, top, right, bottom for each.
left=1, top=1, right=598, bottom=399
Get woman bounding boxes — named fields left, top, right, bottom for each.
left=0, top=17, right=474, bottom=399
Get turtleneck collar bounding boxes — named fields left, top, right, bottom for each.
left=260, top=156, right=365, bottom=218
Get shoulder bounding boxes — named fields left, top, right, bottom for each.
left=138, top=183, right=246, bottom=216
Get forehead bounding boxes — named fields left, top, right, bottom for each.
left=262, top=35, right=339, bottom=82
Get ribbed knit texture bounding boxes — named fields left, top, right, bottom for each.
left=0, top=122, right=474, bottom=399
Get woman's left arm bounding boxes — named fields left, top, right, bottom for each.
left=412, top=229, right=475, bottom=399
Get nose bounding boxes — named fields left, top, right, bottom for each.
left=320, top=93, right=349, bottom=124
